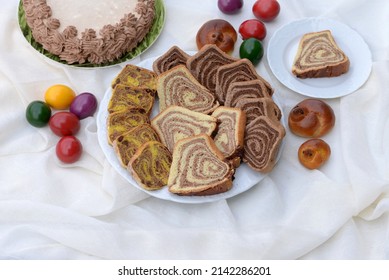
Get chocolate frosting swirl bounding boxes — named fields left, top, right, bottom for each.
left=22, top=0, right=156, bottom=65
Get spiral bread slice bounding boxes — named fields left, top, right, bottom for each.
left=224, top=79, right=272, bottom=108
left=112, top=124, right=161, bottom=167
left=211, top=107, right=246, bottom=167
left=107, top=107, right=149, bottom=145
left=157, top=65, right=219, bottom=114
left=151, top=105, right=217, bottom=152
left=128, top=141, right=172, bottom=191
left=108, top=84, right=155, bottom=115
left=111, top=64, right=157, bottom=90
left=243, top=116, right=285, bottom=173
left=168, top=134, right=234, bottom=196
left=292, top=30, right=350, bottom=78
left=186, top=44, right=237, bottom=94
left=152, top=46, right=191, bottom=75
left=235, top=97, right=282, bottom=124
left=215, top=59, right=274, bottom=104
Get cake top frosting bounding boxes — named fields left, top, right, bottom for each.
left=22, top=0, right=156, bottom=65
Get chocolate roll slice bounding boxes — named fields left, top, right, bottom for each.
left=215, top=59, right=273, bottom=104
left=128, top=141, right=172, bottom=191
left=211, top=107, right=246, bottom=167
left=168, top=134, right=234, bottom=196
left=157, top=65, right=219, bottom=114
left=108, top=84, right=155, bottom=115
left=292, top=30, right=350, bottom=78
left=224, top=79, right=272, bottom=108
left=151, top=105, right=217, bottom=152
left=106, top=107, right=149, bottom=145
left=235, top=97, right=282, bottom=124
left=152, top=46, right=191, bottom=75
left=113, top=124, right=161, bottom=167
left=111, top=64, right=157, bottom=90
left=186, top=44, right=237, bottom=94
left=243, top=116, right=285, bottom=173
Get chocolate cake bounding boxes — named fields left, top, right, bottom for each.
left=243, top=116, right=285, bottom=173
left=21, top=0, right=156, bottom=65
left=157, top=65, right=219, bottom=114
left=186, top=44, right=237, bottom=94
left=292, top=30, right=350, bottom=78
left=168, top=134, right=234, bottom=196
left=152, top=46, right=191, bottom=75
left=224, top=79, right=272, bottom=108
left=235, top=97, right=282, bottom=124
left=151, top=105, right=217, bottom=152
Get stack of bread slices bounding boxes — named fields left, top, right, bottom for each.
left=107, top=44, right=285, bottom=196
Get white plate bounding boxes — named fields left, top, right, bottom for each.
left=267, top=17, right=372, bottom=98
left=97, top=56, right=285, bottom=203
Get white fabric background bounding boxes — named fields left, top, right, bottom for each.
left=0, top=0, right=388, bottom=259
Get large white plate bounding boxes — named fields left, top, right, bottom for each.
left=267, top=17, right=372, bottom=98
left=97, top=56, right=285, bottom=204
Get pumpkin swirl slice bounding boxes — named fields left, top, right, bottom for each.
left=186, top=44, right=237, bottom=94
left=111, top=64, right=157, bottom=90
left=106, top=107, right=149, bottom=145
left=128, top=141, right=172, bottom=191
left=168, top=134, right=234, bottom=196
left=292, top=30, right=350, bottom=78
left=151, top=105, right=217, bottom=152
left=113, top=124, right=160, bottom=167
left=152, top=46, right=191, bottom=75
left=108, top=84, right=155, bottom=115
left=157, top=65, right=219, bottom=114
left=243, top=116, right=285, bottom=173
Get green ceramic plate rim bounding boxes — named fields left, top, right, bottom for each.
left=18, top=0, right=165, bottom=68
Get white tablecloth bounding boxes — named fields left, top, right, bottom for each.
left=1, top=0, right=388, bottom=259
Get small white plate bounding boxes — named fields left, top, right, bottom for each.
left=267, top=17, right=372, bottom=98
left=97, top=56, right=285, bottom=204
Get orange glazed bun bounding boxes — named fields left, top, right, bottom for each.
left=288, top=99, right=335, bottom=138
left=298, top=139, right=331, bottom=169
left=196, top=19, right=237, bottom=54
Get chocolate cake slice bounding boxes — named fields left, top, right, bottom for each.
left=224, top=79, right=272, bottom=108
left=151, top=105, right=217, bottom=152
left=108, top=84, right=155, bottom=115
left=211, top=107, right=246, bottom=167
left=292, top=30, right=350, bottom=78
left=168, top=134, right=234, bottom=196
left=128, top=141, right=172, bottom=191
left=112, top=124, right=160, bottom=167
left=157, top=65, right=219, bottom=114
left=215, top=59, right=273, bottom=104
left=243, top=116, right=285, bottom=173
left=186, top=44, right=237, bottom=94
left=235, top=97, right=282, bottom=124
left=152, top=46, right=191, bottom=75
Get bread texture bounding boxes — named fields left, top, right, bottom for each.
left=157, top=65, right=219, bottom=114
left=168, top=134, right=234, bottom=196
left=108, top=84, right=155, bottom=115
left=111, top=64, right=157, bottom=90
left=151, top=105, right=217, bottom=152
left=211, top=107, right=246, bottom=167
left=128, top=141, right=172, bottom=191
left=152, top=46, right=191, bottom=75
left=292, top=30, right=350, bottom=78
left=112, top=124, right=160, bottom=167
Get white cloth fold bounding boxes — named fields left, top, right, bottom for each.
left=1, top=0, right=388, bottom=259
